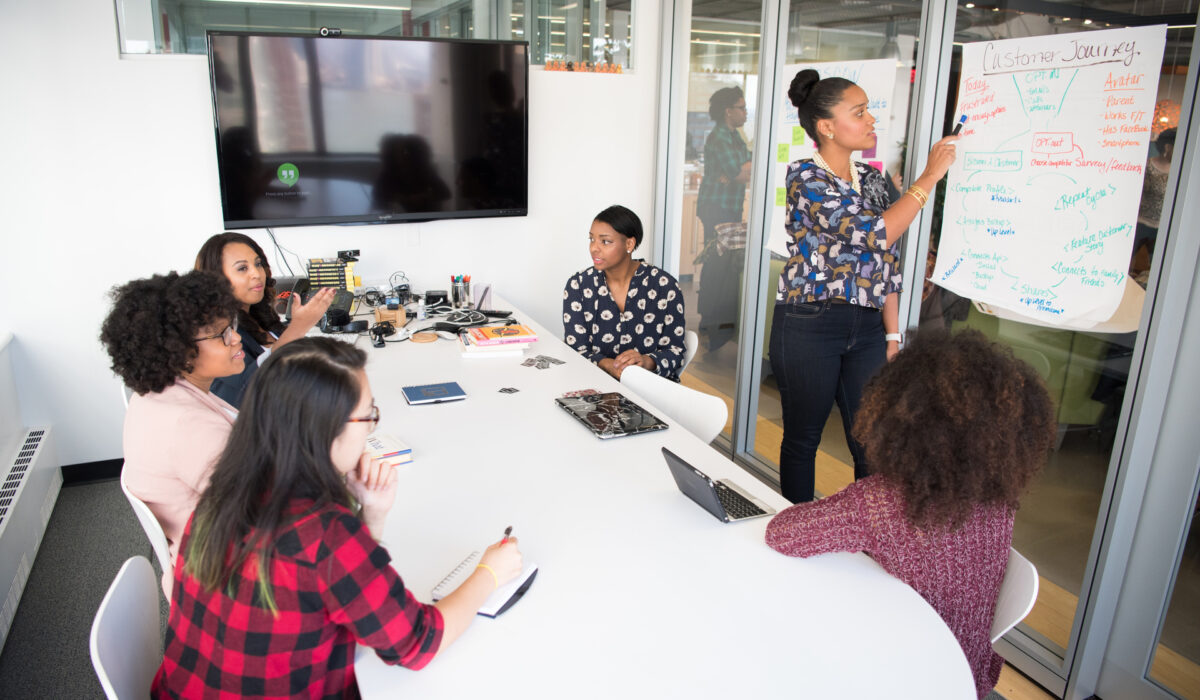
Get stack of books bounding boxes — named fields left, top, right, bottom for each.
left=458, top=324, right=538, bottom=358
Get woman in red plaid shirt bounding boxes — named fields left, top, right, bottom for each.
left=153, top=338, right=523, bottom=698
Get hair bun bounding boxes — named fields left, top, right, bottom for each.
left=788, top=69, right=820, bottom=108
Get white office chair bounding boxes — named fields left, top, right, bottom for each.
left=621, top=365, right=727, bottom=443
left=682, top=330, right=699, bottom=372
left=119, top=382, right=133, bottom=409
left=119, top=470, right=174, bottom=585
left=990, top=547, right=1039, bottom=644
left=90, top=556, right=163, bottom=700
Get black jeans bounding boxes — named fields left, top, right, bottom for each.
left=768, top=300, right=886, bottom=503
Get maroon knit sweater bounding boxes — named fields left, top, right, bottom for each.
left=764, top=475, right=1011, bottom=699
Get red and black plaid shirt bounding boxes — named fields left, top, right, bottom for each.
left=152, top=500, right=444, bottom=698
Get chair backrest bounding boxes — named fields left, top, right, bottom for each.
left=119, top=471, right=175, bottom=579
left=90, top=556, right=163, bottom=700
left=682, top=330, right=699, bottom=372
left=621, top=365, right=727, bottom=443
left=990, top=547, right=1039, bottom=644
left=120, top=382, right=133, bottom=409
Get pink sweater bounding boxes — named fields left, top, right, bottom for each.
left=123, top=379, right=236, bottom=568
left=765, top=475, right=1011, bottom=699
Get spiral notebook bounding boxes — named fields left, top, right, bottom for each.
left=431, top=552, right=539, bottom=618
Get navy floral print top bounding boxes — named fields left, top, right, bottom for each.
left=563, top=262, right=687, bottom=381
left=776, top=160, right=903, bottom=309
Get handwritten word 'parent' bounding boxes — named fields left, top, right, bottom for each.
left=982, top=39, right=1141, bottom=75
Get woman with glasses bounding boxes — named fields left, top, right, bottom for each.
left=195, top=232, right=335, bottom=408
left=154, top=338, right=525, bottom=697
left=100, top=270, right=244, bottom=594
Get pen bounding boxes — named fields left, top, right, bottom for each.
left=501, top=525, right=512, bottom=545
left=951, top=114, right=968, bottom=136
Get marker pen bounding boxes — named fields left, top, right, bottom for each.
left=501, top=525, right=513, bottom=545
left=952, top=114, right=968, bottom=136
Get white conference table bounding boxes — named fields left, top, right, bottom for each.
left=353, top=303, right=976, bottom=699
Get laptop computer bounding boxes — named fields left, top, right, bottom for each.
left=554, top=392, right=668, bottom=439
left=662, top=447, right=777, bottom=523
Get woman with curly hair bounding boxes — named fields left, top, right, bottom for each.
left=195, top=232, right=334, bottom=407
left=100, top=270, right=245, bottom=592
left=764, top=329, right=1055, bottom=699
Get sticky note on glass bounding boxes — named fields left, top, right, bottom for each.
left=777, top=143, right=790, bottom=162
left=792, top=126, right=806, bottom=145
left=776, top=187, right=787, bottom=206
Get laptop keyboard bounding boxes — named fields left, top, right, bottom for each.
left=715, top=482, right=767, bottom=520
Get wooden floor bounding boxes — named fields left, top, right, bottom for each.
left=679, top=370, right=1200, bottom=700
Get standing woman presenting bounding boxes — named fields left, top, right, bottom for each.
left=770, top=69, right=958, bottom=503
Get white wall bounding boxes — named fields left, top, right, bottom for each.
left=0, top=0, right=663, bottom=465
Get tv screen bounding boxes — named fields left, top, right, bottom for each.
left=207, top=31, right=528, bottom=229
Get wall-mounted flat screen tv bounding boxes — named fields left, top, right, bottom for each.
left=207, top=31, right=528, bottom=229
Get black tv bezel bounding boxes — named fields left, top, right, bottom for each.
left=206, top=30, right=530, bottom=230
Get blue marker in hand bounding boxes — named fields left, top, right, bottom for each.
left=952, top=114, right=968, bottom=135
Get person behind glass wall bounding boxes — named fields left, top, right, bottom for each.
left=563, top=205, right=687, bottom=381
left=153, top=338, right=525, bottom=696
left=99, top=271, right=244, bottom=596
left=696, top=86, right=752, bottom=351
left=195, top=232, right=335, bottom=408
left=1132, top=127, right=1175, bottom=285
left=765, top=329, right=1056, bottom=699
left=770, top=69, right=958, bottom=503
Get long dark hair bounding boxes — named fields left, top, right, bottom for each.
left=788, top=69, right=855, bottom=148
left=184, top=337, right=367, bottom=611
left=195, top=232, right=282, bottom=346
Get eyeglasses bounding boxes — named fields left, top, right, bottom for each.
left=347, top=403, right=381, bottom=430
left=195, top=319, right=239, bottom=347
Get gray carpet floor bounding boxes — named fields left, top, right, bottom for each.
left=0, top=479, right=167, bottom=698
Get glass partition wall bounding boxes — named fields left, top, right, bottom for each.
left=663, top=0, right=1198, bottom=697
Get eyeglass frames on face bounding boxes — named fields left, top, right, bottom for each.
left=348, top=403, right=381, bottom=430
left=195, top=319, right=239, bottom=346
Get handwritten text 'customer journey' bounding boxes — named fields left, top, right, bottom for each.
left=932, top=25, right=1166, bottom=326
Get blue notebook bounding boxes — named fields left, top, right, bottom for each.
left=402, top=381, right=467, bottom=405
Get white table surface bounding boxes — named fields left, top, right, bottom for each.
left=353, top=304, right=976, bottom=699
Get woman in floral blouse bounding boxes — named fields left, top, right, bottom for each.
left=771, top=68, right=959, bottom=503
left=563, top=205, right=687, bottom=381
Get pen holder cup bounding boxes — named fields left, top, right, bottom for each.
left=452, top=281, right=472, bottom=309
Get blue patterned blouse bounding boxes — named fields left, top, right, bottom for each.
left=776, top=160, right=903, bottom=309
left=562, top=262, right=687, bottom=381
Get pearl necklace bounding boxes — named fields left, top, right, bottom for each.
left=811, top=151, right=860, bottom=193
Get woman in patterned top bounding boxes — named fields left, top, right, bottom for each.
left=563, top=205, right=687, bottom=381
left=765, top=329, right=1056, bottom=699
left=770, top=69, right=959, bottom=503
left=154, top=338, right=524, bottom=698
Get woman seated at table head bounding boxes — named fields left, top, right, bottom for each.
left=194, top=231, right=335, bottom=407
left=563, top=204, right=687, bottom=381
left=154, top=337, right=525, bottom=697
left=100, top=270, right=244, bottom=585
left=764, top=328, right=1055, bottom=699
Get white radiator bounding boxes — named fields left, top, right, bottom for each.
left=0, top=426, right=60, bottom=654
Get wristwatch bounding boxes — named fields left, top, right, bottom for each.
left=885, top=333, right=903, bottom=343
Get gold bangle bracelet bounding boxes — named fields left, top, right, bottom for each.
left=905, top=186, right=928, bottom=207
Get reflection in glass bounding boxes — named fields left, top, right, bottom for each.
left=676, top=3, right=762, bottom=444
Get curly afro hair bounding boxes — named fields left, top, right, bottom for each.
left=100, top=271, right=241, bottom=395
left=852, top=328, right=1056, bottom=530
